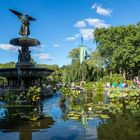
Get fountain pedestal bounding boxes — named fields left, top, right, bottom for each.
left=10, top=37, right=40, bottom=68
left=0, top=37, right=53, bottom=89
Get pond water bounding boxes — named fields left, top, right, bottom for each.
left=0, top=93, right=100, bottom=140
left=0, top=92, right=140, bottom=140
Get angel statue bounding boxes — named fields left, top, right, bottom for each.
left=9, top=9, right=36, bottom=36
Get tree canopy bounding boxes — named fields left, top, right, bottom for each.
left=94, top=24, right=140, bottom=79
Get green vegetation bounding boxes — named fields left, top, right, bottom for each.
left=60, top=77, right=140, bottom=131
left=0, top=62, right=15, bottom=68
left=0, top=24, right=139, bottom=84
left=0, top=62, right=15, bottom=85
left=0, top=22, right=139, bottom=127
left=62, top=49, right=105, bottom=84
left=94, top=24, right=140, bottom=79
left=0, top=77, right=6, bottom=85
left=60, top=23, right=140, bottom=84
left=3, top=86, right=41, bottom=106
left=1, top=86, right=41, bottom=120
left=97, top=110, right=140, bottom=140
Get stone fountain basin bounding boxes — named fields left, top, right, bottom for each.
left=10, top=37, right=40, bottom=47
left=0, top=67, right=53, bottom=78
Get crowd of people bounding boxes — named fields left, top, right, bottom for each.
left=106, top=79, right=140, bottom=89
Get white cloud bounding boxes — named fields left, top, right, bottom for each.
left=80, top=29, right=94, bottom=40
left=92, top=3, right=112, bottom=16
left=53, top=44, right=60, bottom=47
left=33, top=53, right=54, bottom=61
left=97, top=7, right=112, bottom=16
left=85, top=18, right=110, bottom=28
left=74, top=20, right=86, bottom=28
left=74, top=34, right=80, bottom=38
left=0, top=44, right=17, bottom=51
left=65, top=30, right=93, bottom=42
left=65, top=34, right=81, bottom=41
left=91, top=3, right=97, bottom=9
left=65, top=3, right=111, bottom=42
left=65, top=37, right=76, bottom=41
left=66, top=18, right=110, bottom=41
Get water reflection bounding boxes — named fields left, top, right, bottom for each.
left=59, top=92, right=140, bottom=140
left=0, top=117, right=55, bottom=140
left=97, top=111, right=140, bottom=140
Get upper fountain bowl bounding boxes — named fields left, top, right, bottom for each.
left=10, top=37, right=40, bottom=47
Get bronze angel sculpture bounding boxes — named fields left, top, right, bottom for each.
left=9, top=9, right=36, bottom=36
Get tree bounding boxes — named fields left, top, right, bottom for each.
left=94, top=24, right=140, bottom=79
left=86, top=50, right=105, bottom=81
left=38, top=64, right=62, bottom=85
left=62, top=48, right=105, bottom=83
left=68, top=48, right=80, bottom=64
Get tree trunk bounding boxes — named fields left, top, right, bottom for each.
left=123, top=70, right=126, bottom=80
left=110, top=70, right=112, bottom=77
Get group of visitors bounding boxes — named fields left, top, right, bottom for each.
left=106, top=80, right=140, bottom=89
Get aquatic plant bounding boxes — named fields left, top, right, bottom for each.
left=2, top=86, right=41, bottom=120
left=27, top=86, right=41, bottom=105
left=60, top=86, right=80, bottom=99
left=97, top=110, right=140, bottom=140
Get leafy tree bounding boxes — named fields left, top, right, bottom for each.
left=39, top=64, right=62, bottom=85
left=86, top=50, right=105, bottom=81
left=68, top=48, right=80, bottom=64
left=94, top=24, right=140, bottom=79
left=62, top=48, right=81, bottom=83
left=62, top=48, right=105, bottom=83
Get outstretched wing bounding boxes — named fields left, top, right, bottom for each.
left=28, top=16, right=36, bottom=21
left=9, top=9, right=23, bottom=20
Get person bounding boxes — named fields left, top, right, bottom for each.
left=137, top=81, right=140, bottom=88
left=71, top=82, right=75, bottom=88
left=111, top=82, right=116, bottom=88
left=106, top=82, right=110, bottom=88
left=118, top=82, right=123, bottom=88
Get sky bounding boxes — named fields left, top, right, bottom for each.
left=0, top=0, right=140, bottom=66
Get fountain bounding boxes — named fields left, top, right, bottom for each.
left=0, top=9, right=53, bottom=91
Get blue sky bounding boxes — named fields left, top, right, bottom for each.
left=0, top=0, right=140, bottom=66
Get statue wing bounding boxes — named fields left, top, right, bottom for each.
left=9, top=9, right=23, bottom=20
left=28, top=16, right=36, bottom=21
